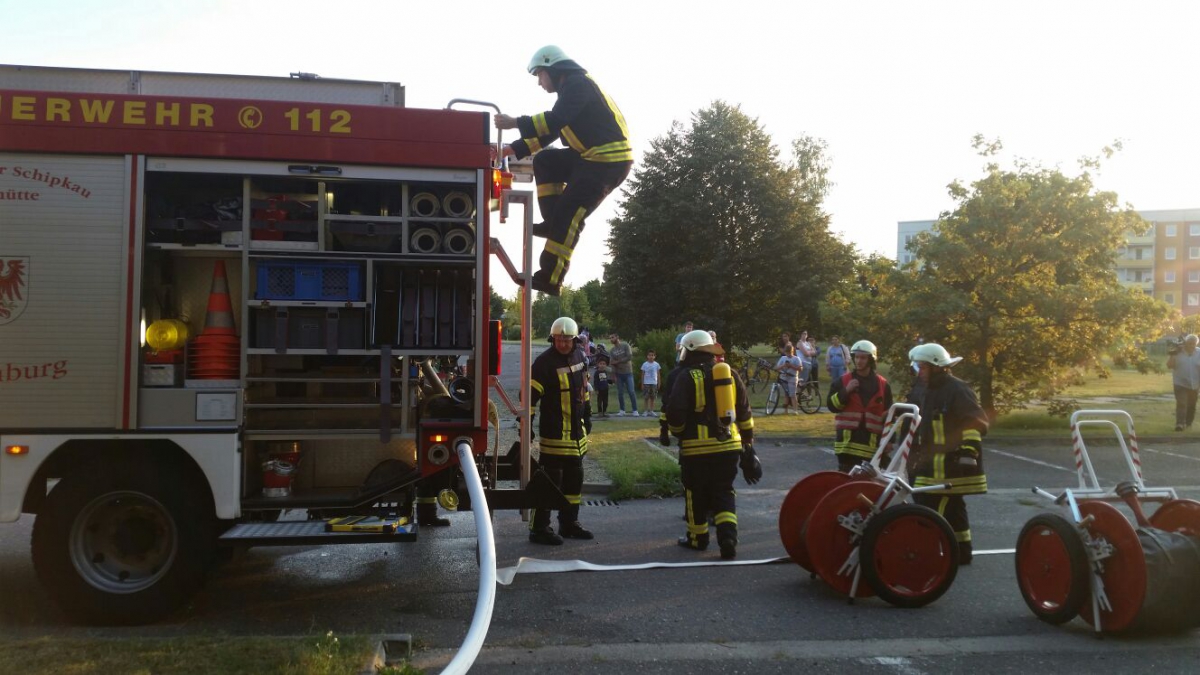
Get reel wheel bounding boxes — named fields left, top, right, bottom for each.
left=804, top=480, right=885, bottom=598
left=1015, top=512, right=1090, bottom=624
left=860, top=503, right=958, bottom=608
left=1148, top=499, right=1200, bottom=537
left=1077, top=500, right=1146, bottom=633
left=778, top=471, right=852, bottom=572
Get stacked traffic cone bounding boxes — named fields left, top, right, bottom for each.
left=188, top=260, right=240, bottom=380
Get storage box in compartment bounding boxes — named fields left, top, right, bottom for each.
left=252, top=307, right=366, bottom=351
left=255, top=261, right=363, bottom=302
left=328, top=220, right=404, bottom=253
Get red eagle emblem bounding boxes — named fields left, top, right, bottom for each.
left=0, top=258, right=29, bottom=324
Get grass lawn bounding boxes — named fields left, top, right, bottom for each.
left=0, top=633, right=425, bottom=675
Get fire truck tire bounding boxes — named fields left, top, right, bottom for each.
left=1014, top=512, right=1089, bottom=624
left=31, top=461, right=215, bottom=625
left=860, top=504, right=958, bottom=608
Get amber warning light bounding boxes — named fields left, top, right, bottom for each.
left=5, top=445, right=28, bottom=456
left=491, top=169, right=513, bottom=200
left=430, top=435, right=447, bottom=443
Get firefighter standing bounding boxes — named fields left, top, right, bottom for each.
left=827, top=340, right=894, bottom=473
left=667, top=330, right=760, bottom=559
left=907, top=343, right=988, bottom=565
left=495, top=45, right=632, bottom=296
left=528, top=316, right=594, bottom=545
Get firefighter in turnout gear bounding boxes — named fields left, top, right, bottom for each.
left=528, top=316, right=594, bottom=545
left=827, top=340, right=894, bottom=473
left=907, top=343, right=988, bottom=565
left=495, top=46, right=632, bottom=296
left=667, top=330, right=759, bottom=559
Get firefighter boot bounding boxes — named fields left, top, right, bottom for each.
left=716, top=523, right=738, bottom=560
left=529, top=527, right=564, bottom=546
left=560, top=521, right=594, bottom=540
left=677, top=533, right=710, bottom=551
left=958, top=541, right=973, bottom=566
left=530, top=269, right=561, bottom=296
left=417, top=502, right=450, bottom=527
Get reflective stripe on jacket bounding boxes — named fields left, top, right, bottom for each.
left=828, top=372, right=891, bottom=460
left=512, top=73, right=632, bottom=163
left=531, top=345, right=590, bottom=457
left=667, top=360, right=754, bottom=457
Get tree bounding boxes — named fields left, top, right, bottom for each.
left=604, top=101, right=854, bottom=346
left=822, top=137, right=1172, bottom=417
left=488, top=286, right=506, bottom=321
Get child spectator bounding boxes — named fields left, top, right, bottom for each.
left=641, top=350, right=662, bottom=417
left=593, top=357, right=612, bottom=418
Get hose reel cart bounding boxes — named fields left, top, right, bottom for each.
left=778, top=403, right=961, bottom=607
left=1015, top=410, right=1200, bottom=633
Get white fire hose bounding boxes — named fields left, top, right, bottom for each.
left=440, top=441, right=496, bottom=675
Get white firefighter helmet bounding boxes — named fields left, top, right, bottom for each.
left=549, top=316, right=579, bottom=338
left=908, top=343, right=963, bottom=368
left=679, top=329, right=724, bottom=355
left=850, top=340, right=878, bottom=360
left=528, top=45, right=571, bottom=74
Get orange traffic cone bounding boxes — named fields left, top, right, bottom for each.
left=188, top=260, right=240, bottom=380
left=201, top=260, right=237, bottom=337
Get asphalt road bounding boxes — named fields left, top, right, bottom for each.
left=3, top=428, right=1200, bottom=672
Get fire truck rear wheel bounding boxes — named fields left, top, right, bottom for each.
left=31, top=460, right=215, bottom=625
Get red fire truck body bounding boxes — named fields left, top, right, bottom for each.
left=0, top=65, right=532, bottom=625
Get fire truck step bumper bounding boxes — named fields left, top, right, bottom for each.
left=219, top=520, right=418, bottom=547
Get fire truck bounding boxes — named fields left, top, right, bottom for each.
left=0, top=64, right=541, bottom=625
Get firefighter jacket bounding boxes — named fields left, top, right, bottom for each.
left=531, top=344, right=589, bottom=457
left=908, top=372, right=988, bottom=495
left=511, top=72, right=632, bottom=164
left=828, top=371, right=894, bottom=460
left=666, top=356, right=754, bottom=457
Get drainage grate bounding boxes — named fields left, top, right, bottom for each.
left=584, top=499, right=620, bottom=507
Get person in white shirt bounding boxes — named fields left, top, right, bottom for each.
left=774, top=343, right=805, bottom=414
left=641, top=350, right=663, bottom=417
left=1168, top=334, right=1200, bottom=431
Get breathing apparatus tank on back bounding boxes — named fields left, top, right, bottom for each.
left=712, top=361, right=736, bottom=427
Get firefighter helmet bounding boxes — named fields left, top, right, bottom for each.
left=908, top=343, right=962, bottom=368
left=528, top=45, right=572, bottom=74
left=850, top=340, right=878, bottom=360
left=679, top=329, right=724, bottom=355
left=549, top=316, right=579, bottom=338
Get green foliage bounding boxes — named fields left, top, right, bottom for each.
left=635, top=327, right=682, bottom=368
left=488, top=286, right=505, bottom=322
left=1046, top=398, right=1082, bottom=418
left=822, top=136, right=1173, bottom=417
left=604, top=101, right=854, bottom=347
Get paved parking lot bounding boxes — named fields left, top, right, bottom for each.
left=2, top=428, right=1199, bottom=672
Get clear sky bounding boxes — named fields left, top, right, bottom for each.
left=5, top=1, right=1198, bottom=297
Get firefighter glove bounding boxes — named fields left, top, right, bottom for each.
left=740, top=444, right=762, bottom=485
left=659, top=418, right=670, bottom=446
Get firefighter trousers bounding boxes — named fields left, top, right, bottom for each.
left=533, top=149, right=631, bottom=287
left=680, top=452, right=740, bottom=548
left=531, top=452, right=584, bottom=531
left=913, top=492, right=972, bottom=559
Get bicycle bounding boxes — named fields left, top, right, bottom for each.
left=736, top=349, right=773, bottom=393
left=764, top=375, right=820, bottom=415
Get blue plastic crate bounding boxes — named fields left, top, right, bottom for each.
left=255, top=261, right=363, bottom=302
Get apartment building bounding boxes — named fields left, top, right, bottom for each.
left=896, top=209, right=1200, bottom=316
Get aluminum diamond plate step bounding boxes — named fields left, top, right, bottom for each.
left=219, top=519, right=417, bottom=546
